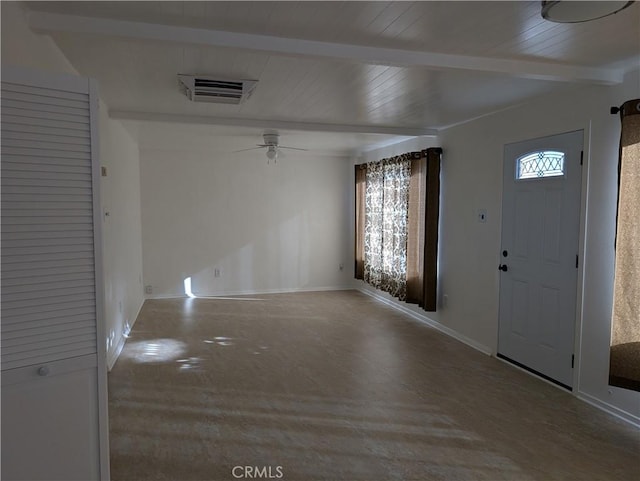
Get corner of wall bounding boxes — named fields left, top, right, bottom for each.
left=107, top=297, right=144, bottom=371
left=1, top=2, right=79, bottom=76
left=100, top=111, right=145, bottom=370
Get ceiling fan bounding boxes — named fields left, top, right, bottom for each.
left=234, top=131, right=307, bottom=163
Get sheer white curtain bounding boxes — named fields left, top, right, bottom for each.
left=363, top=156, right=411, bottom=300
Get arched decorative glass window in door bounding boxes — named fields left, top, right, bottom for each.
left=516, top=151, right=565, bottom=180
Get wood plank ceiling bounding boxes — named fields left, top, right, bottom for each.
left=20, top=1, right=640, bottom=153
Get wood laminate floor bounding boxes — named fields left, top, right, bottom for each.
left=109, top=290, right=639, bottom=481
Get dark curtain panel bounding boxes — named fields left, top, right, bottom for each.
left=609, top=99, right=640, bottom=392
left=354, top=165, right=366, bottom=280
left=406, top=154, right=426, bottom=305
left=422, top=148, right=442, bottom=312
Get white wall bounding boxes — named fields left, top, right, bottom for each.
left=353, top=77, right=640, bottom=423
left=352, top=136, right=497, bottom=354
left=436, top=73, right=639, bottom=422
left=1, top=2, right=145, bottom=369
left=99, top=107, right=145, bottom=368
left=140, top=148, right=352, bottom=297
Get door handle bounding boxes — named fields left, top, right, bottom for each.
left=498, top=264, right=508, bottom=272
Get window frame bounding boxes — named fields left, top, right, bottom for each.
left=515, top=150, right=566, bottom=181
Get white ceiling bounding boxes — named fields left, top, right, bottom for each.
left=21, top=1, right=640, bottom=155
left=125, top=121, right=417, bottom=156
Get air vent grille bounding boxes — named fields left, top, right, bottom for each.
left=178, top=75, right=257, bottom=104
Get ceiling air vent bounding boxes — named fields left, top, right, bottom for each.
left=177, top=75, right=257, bottom=104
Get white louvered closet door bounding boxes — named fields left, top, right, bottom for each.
left=1, top=67, right=109, bottom=481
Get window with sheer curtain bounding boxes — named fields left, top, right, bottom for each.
left=609, top=99, right=640, bottom=392
left=355, top=148, right=441, bottom=311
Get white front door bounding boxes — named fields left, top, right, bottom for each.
left=498, top=130, right=583, bottom=388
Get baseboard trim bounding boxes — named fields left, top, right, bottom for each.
left=357, top=287, right=493, bottom=356
left=145, top=285, right=354, bottom=300
left=107, top=334, right=125, bottom=372
left=576, top=391, right=640, bottom=428
left=107, top=298, right=144, bottom=372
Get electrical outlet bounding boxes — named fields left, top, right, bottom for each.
left=477, top=209, right=487, bottom=223
left=214, top=268, right=221, bottom=278
left=339, top=263, right=344, bottom=271
left=145, top=285, right=153, bottom=295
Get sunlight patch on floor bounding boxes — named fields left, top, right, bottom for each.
left=119, top=338, right=187, bottom=363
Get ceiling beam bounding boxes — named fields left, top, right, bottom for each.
left=108, top=110, right=437, bottom=137
left=28, top=11, right=623, bottom=85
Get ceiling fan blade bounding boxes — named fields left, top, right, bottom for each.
left=232, top=146, right=264, bottom=153
left=278, top=146, right=308, bottom=151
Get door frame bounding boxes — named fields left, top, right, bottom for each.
left=497, top=128, right=590, bottom=393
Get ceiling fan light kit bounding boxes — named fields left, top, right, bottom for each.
left=232, top=132, right=309, bottom=163
left=266, top=146, right=278, bottom=162
left=541, top=1, right=634, bottom=23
